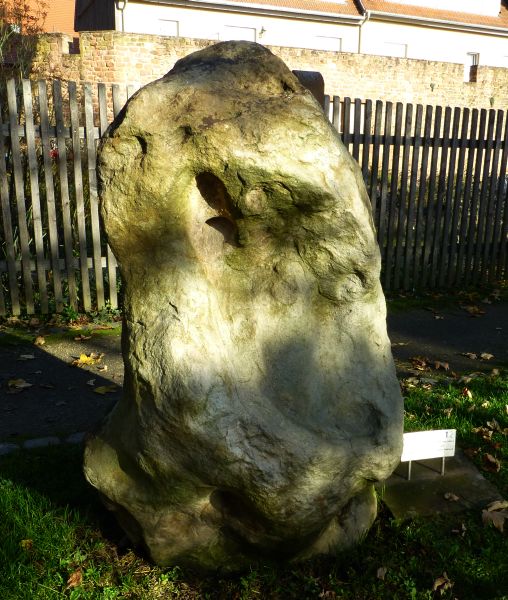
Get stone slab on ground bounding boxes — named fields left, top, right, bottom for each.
left=377, top=449, right=504, bottom=519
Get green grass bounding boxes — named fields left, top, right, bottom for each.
left=0, top=376, right=507, bottom=599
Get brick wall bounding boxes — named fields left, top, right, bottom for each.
left=30, top=31, right=508, bottom=110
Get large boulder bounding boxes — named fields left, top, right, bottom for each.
left=84, top=40, right=403, bottom=571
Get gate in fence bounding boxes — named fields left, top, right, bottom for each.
left=0, top=78, right=507, bottom=316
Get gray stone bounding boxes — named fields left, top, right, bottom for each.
left=23, top=436, right=60, bottom=449
left=84, top=40, right=403, bottom=571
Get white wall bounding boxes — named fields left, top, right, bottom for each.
left=361, top=20, right=508, bottom=68
left=119, top=3, right=361, bottom=52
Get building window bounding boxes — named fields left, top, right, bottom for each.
left=464, top=52, right=479, bottom=82
left=313, top=36, right=342, bottom=52
left=222, top=26, right=256, bottom=42
left=158, top=19, right=179, bottom=36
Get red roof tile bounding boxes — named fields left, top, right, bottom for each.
left=362, top=0, right=508, bottom=31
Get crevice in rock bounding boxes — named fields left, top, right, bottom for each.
left=196, top=172, right=241, bottom=246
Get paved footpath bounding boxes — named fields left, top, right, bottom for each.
left=1, top=300, right=507, bottom=451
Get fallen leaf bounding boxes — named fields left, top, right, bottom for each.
left=93, top=385, right=118, bottom=395
left=473, top=426, right=493, bottom=441
left=461, top=305, right=485, bottom=317
left=71, top=352, right=104, bottom=367
left=482, top=453, right=501, bottom=473
left=486, top=500, right=508, bottom=512
left=491, top=368, right=500, bottom=377
left=86, top=379, right=96, bottom=387
left=444, top=492, right=460, bottom=502
left=442, top=407, right=453, bottom=418
left=462, top=352, right=478, bottom=360
left=66, top=568, right=83, bottom=590
left=8, top=378, right=33, bottom=390
left=480, top=352, right=494, bottom=360
left=376, top=566, right=388, bottom=580
left=97, top=365, right=108, bottom=372
left=462, top=387, right=473, bottom=400
left=434, top=314, right=444, bottom=320
left=18, top=354, right=35, bottom=360
left=19, top=539, right=33, bottom=551
left=74, top=334, right=92, bottom=341
left=434, top=361, right=449, bottom=371
left=481, top=400, right=491, bottom=409
left=409, top=356, right=429, bottom=371
left=487, top=419, right=502, bottom=432
left=34, top=336, right=45, bottom=346
left=433, top=572, right=453, bottom=594
left=391, top=342, right=408, bottom=347
left=482, top=509, right=507, bottom=533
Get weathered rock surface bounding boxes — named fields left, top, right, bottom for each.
left=84, top=40, right=403, bottom=571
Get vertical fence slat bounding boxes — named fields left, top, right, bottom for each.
left=413, top=105, right=433, bottom=289
left=332, top=96, right=340, bottom=133
left=352, top=98, right=362, bottom=162
left=22, top=80, right=48, bottom=313
left=0, top=114, right=20, bottom=315
left=464, top=109, right=488, bottom=286
left=473, top=109, right=496, bottom=284
left=38, top=80, right=63, bottom=312
left=429, top=106, right=452, bottom=288
left=69, top=81, right=91, bottom=311
left=481, top=110, right=503, bottom=283
left=84, top=84, right=105, bottom=309
left=421, top=105, right=442, bottom=289
left=53, top=79, right=78, bottom=309
left=378, top=102, right=393, bottom=269
left=494, top=112, right=508, bottom=282
left=447, top=108, right=469, bottom=286
left=369, top=100, right=383, bottom=228
left=7, top=78, right=34, bottom=313
left=403, top=104, right=423, bottom=290
left=342, top=97, right=352, bottom=151
left=438, top=107, right=461, bottom=287
left=394, top=103, right=413, bottom=290
left=384, top=102, right=403, bottom=290
left=456, top=109, right=479, bottom=284
left=98, top=84, right=118, bottom=309
left=362, top=99, right=372, bottom=183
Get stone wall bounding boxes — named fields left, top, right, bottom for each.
left=30, top=31, right=508, bottom=110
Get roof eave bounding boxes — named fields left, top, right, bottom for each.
left=138, top=0, right=364, bottom=24
left=367, top=10, right=508, bottom=37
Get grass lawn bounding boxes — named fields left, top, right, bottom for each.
left=1, top=312, right=507, bottom=598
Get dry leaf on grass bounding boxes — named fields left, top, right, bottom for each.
left=74, top=334, right=92, bottom=341
left=482, top=508, right=508, bottom=533
left=433, top=572, right=453, bottom=594
left=462, top=352, right=478, bottom=360
left=462, top=387, right=473, bottom=400
left=19, top=539, right=33, bottom=551
left=434, top=360, right=449, bottom=371
left=482, top=453, right=501, bottom=473
left=66, top=568, right=83, bottom=590
left=376, top=566, right=388, bottom=580
left=33, top=336, right=45, bottom=346
left=480, top=352, right=494, bottom=360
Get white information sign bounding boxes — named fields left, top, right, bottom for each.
left=400, top=429, right=456, bottom=463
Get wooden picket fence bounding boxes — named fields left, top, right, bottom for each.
left=0, top=78, right=507, bottom=316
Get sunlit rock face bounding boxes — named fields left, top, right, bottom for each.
left=84, top=41, right=403, bottom=571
